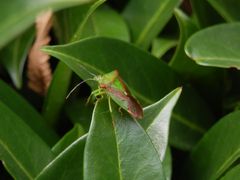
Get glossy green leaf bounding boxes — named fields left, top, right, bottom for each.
left=221, top=165, right=240, bottom=180
left=43, top=37, right=181, bottom=103
left=0, top=80, right=58, bottom=146
left=140, top=87, right=182, bottom=160
left=0, top=27, right=34, bottom=88
left=36, top=135, right=87, bottom=180
left=185, top=23, right=240, bottom=69
left=84, top=99, right=165, bottom=179
left=0, top=101, right=54, bottom=179
left=43, top=37, right=214, bottom=150
left=208, top=0, right=240, bottom=22
left=187, top=111, right=240, bottom=180
left=122, top=0, right=181, bottom=49
left=52, top=124, right=85, bottom=155
left=0, top=0, right=96, bottom=48
left=151, top=37, right=177, bottom=58
left=79, top=5, right=130, bottom=41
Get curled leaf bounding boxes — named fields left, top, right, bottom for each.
left=27, top=10, right=53, bottom=95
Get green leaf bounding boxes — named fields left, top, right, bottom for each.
left=36, top=135, right=87, bottom=180
left=140, top=87, right=182, bottom=160
left=170, top=9, right=200, bottom=77
left=0, top=27, right=34, bottom=88
left=0, top=101, right=54, bottom=180
left=42, top=62, right=73, bottom=126
left=53, top=1, right=105, bottom=43
left=0, top=80, right=58, bottom=146
left=43, top=0, right=118, bottom=125
left=43, top=37, right=214, bottom=150
left=122, top=0, right=181, bottom=49
left=43, top=37, right=180, bottom=103
left=208, top=0, right=240, bottom=22
left=171, top=9, right=224, bottom=110
left=170, top=86, right=213, bottom=150
left=0, top=0, right=96, bottom=48
left=221, top=165, right=240, bottom=180
left=79, top=5, right=130, bottom=41
left=190, top=0, right=223, bottom=28
left=64, top=99, right=93, bottom=131
left=186, top=111, right=240, bottom=180
left=185, top=23, right=240, bottom=69
left=151, top=37, right=177, bottom=58
left=84, top=99, right=165, bottom=179
left=163, top=148, right=172, bottom=180
left=42, top=0, right=106, bottom=126
left=52, top=124, right=85, bottom=155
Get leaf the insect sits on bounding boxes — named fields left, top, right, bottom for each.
left=94, top=70, right=143, bottom=119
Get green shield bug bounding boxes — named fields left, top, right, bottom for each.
left=67, top=70, right=143, bottom=119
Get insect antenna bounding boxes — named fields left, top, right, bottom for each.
left=66, top=78, right=96, bottom=99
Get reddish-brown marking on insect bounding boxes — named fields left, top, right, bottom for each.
left=101, top=85, right=143, bottom=119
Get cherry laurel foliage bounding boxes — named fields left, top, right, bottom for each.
left=0, top=0, right=240, bottom=179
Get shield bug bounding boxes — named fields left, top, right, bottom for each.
left=67, top=70, right=143, bottom=119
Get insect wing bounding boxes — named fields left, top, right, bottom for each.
left=126, top=96, right=143, bottom=119
left=105, top=86, right=143, bottom=119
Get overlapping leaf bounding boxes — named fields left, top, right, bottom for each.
left=43, top=37, right=214, bottom=150
left=190, top=0, right=223, bottom=28
left=0, top=80, right=58, bottom=145
left=0, top=102, right=54, bottom=179
left=208, top=0, right=240, bottom=22
left=151, top=37, right=177, bottom=58
left=42, top=0, right=104, bottom=125
left=0, top=27, right=34, bottom=88
left=122, top=0, right=181, bottom=49
left=52, top=124, right=85, bottom=155
left=187, top=111, right=240, bottom=180
left=36, top=135, right=87, bottom=180
left=0, top=0, right=96, bottom=48
left=221, top=165, right=240, bottom=180
left=43, top=1, right=129, bottom=125
left=84, top=99, right=165, bottom=179
left=171, top=9, right=223, bottom=111
left=140, top=87, right=182, bottom=160
left=185, top=23, right=240, bottom=69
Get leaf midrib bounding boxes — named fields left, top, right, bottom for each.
left=136, top=1, right=173, bottom=45
left=215, top=148, right=240, bottom=179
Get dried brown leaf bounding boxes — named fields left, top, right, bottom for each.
left=27, top=10, right=53, bottom=95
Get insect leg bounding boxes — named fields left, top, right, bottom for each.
left=118, top=107, right=123, bottom=116
left=86, top=88, right=105, bottom=104
left=108, top=96, right=112, bottom=113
